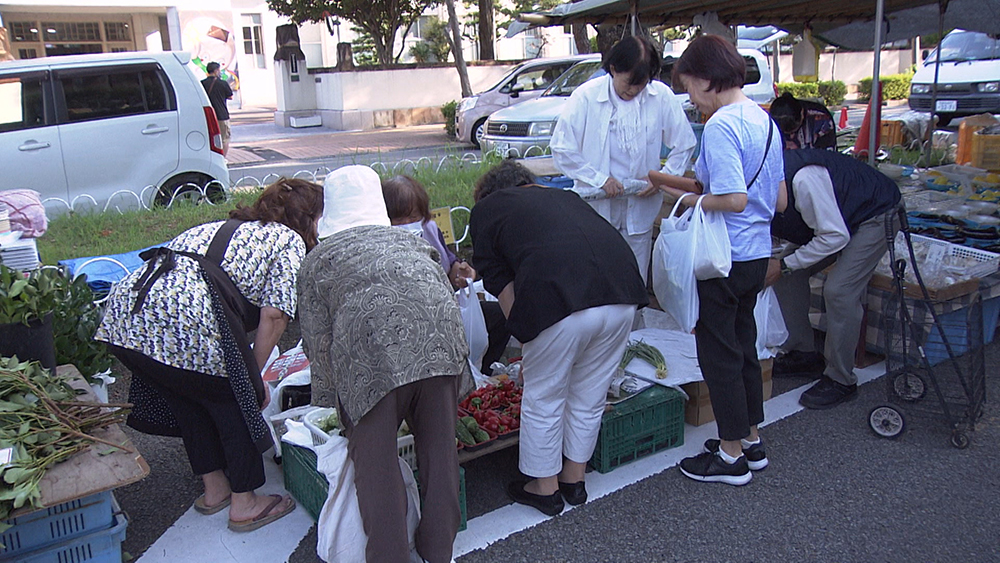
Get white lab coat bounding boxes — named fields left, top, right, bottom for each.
left=550, top=74, right=697, bottom=236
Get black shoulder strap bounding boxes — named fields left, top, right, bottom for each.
left=206, top=219, right=243, bottom=265
left=747, top=118, right=774, bottom=189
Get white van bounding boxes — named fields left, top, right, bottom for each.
left=456, top=54, right=600, bottom=148
left=0, top=51, right=229, bottom=212
left=909, top=29, right=1000, bottom=126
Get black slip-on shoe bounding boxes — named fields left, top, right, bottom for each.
left=679, top=451, right=752, bottom=486
left=507, top=479, right=564, bottom=516
left=703, top=439, right=769, bottom=471
left=799, top=376, right=858, bottom=410
left=774, top=350, right=826, bottom=378
left=558, top=481, right=587, bottom=506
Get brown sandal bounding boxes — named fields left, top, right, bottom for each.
left=193, top=494, right=231, bottom=515
left=227, top=494, right=295, bottom=533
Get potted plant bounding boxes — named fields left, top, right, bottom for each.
left=0, top=264, right=60, bottom=371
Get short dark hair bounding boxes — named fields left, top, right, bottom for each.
left=206, top=62, right=221, bottom=74
left=673, top=34, right=745, bottom=94
left=602, top=35, right=661, bottom=86
left=229, top=177, right=324, bottom=251
left=474, top=160, right=537, bottom=202
left=381, top=175, right=431, bottom=222
left=769, top=92, right=804, bottom=134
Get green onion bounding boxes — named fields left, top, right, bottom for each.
left=622, top=341, right=668, bottom=379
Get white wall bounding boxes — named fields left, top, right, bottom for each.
left=775, top=49, right=915, bottom=85
left=313, top=64, right=515, bottom=112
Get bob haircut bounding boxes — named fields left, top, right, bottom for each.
left=229, top=177, right=324, bottom=251
left=474, top=159, right=537, bottom=202
left=768, top=92, right=805, bottom=134
left=673, top=34, right=745, bottom=94
left=381, top=175, right=432, bottom=222
left=602, top=35, right=662, bottom=87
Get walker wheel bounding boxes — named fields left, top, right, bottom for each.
left=950, top=432, right=970, bottom=449
left=869, top=405, right=905, bottom=439
left=892, top=373, right=926, bottom=402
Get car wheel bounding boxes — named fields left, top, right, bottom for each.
left=155, top=173, right=220, bottom=207
left=935, top=113, right=954, bottom=127
left=472, top=119, right=488, bottom=149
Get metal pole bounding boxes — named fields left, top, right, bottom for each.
left=924, top=2, right=947, bottom=166
left=869, top=0, right=885, bottom=166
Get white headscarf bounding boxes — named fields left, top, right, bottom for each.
left=317, top=165, right=391, bottom=239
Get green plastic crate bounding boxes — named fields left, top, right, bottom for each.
left=281, top=441, right=328, bottom=521
left=589, top=385, right=685, bottom=474
left=280, top=441, right=467, bottom=531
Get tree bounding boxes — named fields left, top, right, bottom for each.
left=478, top=0, right=495, bottom=60
left=267, top=0, right=436, bottom=66
left=443, top=0, right=473, bottom=96
left=409, top=17, right=452, bottom=62
left=571, top=23, right=590, bottom=54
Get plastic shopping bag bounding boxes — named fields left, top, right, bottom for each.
left=457, top=280, right=490, bottom=386
left=652, top=194, right=700, bottom=333
left=754, top=287, right=788, bottom=358
left=315, top=434, right=423, bottom=563
left=691, top=196, right=732, bottom=281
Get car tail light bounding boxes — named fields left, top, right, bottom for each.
left=203, top=107, right=224, bottom=155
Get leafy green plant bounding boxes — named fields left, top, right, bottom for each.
left=441, top=100, right=458, bottom=138
left=817, top=80, right=847, bottom=106
left=776, top=82, right=819, bottom=99
left=858, top=73, right=913, bottom=101
left=0, top=265, right=112, bottom=382
left=48, top=271, right=112, bottom=380
left=0, top=266, right=60, bottom=326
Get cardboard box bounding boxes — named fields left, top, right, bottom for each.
left=682, top=358, right=773, bottom=427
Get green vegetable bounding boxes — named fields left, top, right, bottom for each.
left=314, top=411, right=340, bottom=434
left=472, top=429, right=490, bottom=443
left=455, top=421, right=476, bottom=446
left=622, top=340, right=669, bottom=379
left=0, top=358, right=131, bottom=533
left=460, top=416, right=479, bottom=433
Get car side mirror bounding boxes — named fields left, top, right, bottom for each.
left=509, top=83, right=525, bottom=98
left=922, top=49, right=929, bottom=61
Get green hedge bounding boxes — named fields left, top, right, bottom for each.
left=441, top=100, right=458, bottom=137
left=776, top=82, right=818, bottom=99
left=858, top=74, right=912, bottom=101
left=817, top=81, right=847, bottom=106
left=776, top=80, right=847, bottom=106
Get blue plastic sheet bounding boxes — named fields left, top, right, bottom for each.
left=59, top=245, right=163, bottom=295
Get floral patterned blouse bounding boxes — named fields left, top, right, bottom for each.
left=96, top=220, right=304, bottom=378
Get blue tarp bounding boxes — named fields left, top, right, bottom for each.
left=59, top=245, right=163, bottom=295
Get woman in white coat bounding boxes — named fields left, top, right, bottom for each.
left=550, top=35, right=696, bottom=283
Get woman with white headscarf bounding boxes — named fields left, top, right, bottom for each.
left=298, top=165, right=474, bottom=563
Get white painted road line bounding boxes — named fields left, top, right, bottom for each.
left=137, top=363, right=886, bottom=562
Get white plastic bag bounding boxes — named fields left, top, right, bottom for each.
left=652, top=194, right=700, bottom=333
left=457, top=279, right=490, bottom=385
left=754, top=287, right=788, bottom=358
left=315, top=434, right=423, bottom=563
left=690, top=196, right=732, bottom=281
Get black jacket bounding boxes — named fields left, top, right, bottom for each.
left=470, top=186, right=648, bottom=342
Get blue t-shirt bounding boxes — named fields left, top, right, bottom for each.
left=695, top=100, right=783, bottom=262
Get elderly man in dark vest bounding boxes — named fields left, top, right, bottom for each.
left=765, top=149, right=901, bottom=409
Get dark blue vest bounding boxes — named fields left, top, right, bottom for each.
left=771, top=149, right=901, bottom=246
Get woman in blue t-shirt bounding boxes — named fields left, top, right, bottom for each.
left=653, top=34, right=785, bottom=486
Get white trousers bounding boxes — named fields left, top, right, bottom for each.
left=518, top=304, right=637, bottom=477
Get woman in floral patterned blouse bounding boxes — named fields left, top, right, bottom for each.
left=96, top=178, right=323, bottom=533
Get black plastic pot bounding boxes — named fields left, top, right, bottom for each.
left=0, top=312, right=57, bottom=372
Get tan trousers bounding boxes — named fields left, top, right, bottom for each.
left=342, top=375, right=461, bottom=563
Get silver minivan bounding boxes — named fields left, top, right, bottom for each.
left=0, top=51, right=229, bottom=212
left=456, top=54, right=600, bottom=148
